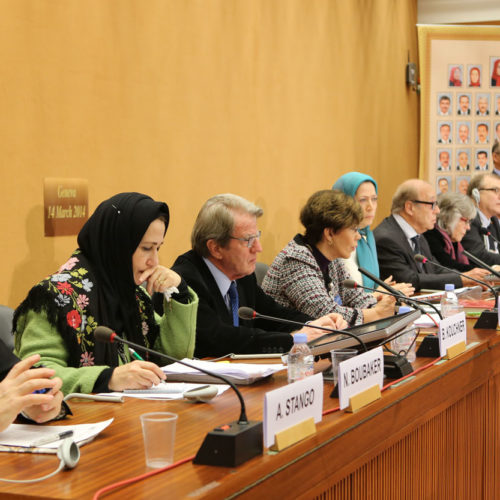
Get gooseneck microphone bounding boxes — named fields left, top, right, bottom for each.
left=358, top=267, right=406, bottom=300
left=413, top=254, right=498, bottom=302
left=94, top=326, right=262, bottom=467
left=238, top=306, right=368, bottom=352
left=341, top=279, right=442, bottom=320
left=479, top=226, right=500, bottom=247
left=463, top=249, right=500, bottom=279
left=413, top=254, right=498, bottom=329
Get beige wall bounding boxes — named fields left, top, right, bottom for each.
left=0, top=0, right=419, bottom=308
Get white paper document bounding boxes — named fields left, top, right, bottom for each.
left=103, top=382, right=231, bottom=400
left=161, top=359, right=286, bottom=385
left=0, top=418, right=113, bottom=453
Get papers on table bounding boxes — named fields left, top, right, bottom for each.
left=0, top=419, right=113, bottom=454
left=103, top=382, right=231, bottom=400
left=162, top=359, right=286, bottom=385
left=413, top=313, right=441, bottom=327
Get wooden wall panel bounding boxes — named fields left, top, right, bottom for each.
left=0, top=0, right=419, bottom=308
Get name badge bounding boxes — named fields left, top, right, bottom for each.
left=438, top=312, right=466, bottom=357
left=263, top=373, right=323, bottom=449
left=338, top=347, right=384, bottom=410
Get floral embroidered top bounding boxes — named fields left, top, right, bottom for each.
left=14, top=251, right=198, bottom=395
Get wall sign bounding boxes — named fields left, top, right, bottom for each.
left=44, top=178, right=88, bottom=236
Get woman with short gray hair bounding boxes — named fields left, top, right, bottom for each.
left=423, top=192, right=481, bottom=271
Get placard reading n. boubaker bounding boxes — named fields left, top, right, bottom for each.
left=44, top=178, right=88, bottom=236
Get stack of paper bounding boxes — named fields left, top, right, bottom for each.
left=162, top=359, right=285, bottom=385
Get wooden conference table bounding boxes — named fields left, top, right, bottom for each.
left=0, top=319, right=499, bottom=499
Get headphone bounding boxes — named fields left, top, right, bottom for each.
left=472, top=187, right=481, bottom=204
left=0, top=438, right=79, bottom=484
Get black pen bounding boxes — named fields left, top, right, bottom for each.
left=30, top=430, right=74, bottom=447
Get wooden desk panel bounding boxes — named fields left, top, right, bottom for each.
left=0, top=323, right=499, bottom=499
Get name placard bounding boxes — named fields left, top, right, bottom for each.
left=263, top=373, right=323, bottom=449
left=338, top=347, right=384, bottom=410
left=44, top=178, right=88, bottom=236
left=438, top=312, right=466, bottom=357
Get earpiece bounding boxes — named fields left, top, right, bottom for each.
left=0, top=438, right=79, bottom=483
left=472, top=188, right=480, bottom=204
left=183, top=385, right=218, bottom=403
left=57, top=438, right=80, bottom=469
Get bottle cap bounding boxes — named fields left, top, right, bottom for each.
left=398, top=305, right=412, bottom=314
left=293, top=333, right=308, bottom=343
left=444, top=284, right=455, bottom=291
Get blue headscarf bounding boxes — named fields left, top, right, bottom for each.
left=332, top=172, right=379, bottom=288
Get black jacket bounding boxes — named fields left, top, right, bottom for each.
left=423, top=228, right=474, bottom=272
left=461, top=213, right=500, bottom=266
left=373, top=215, right=462, bottom=291
left=173, top=250, right=312, bottom=357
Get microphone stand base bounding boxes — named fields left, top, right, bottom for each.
left=473, top=309, right=498, bottom=329
left=416, top=335, right=440, bottom=357
left=193, top=420, right=263, bottom=467
left=383, top=355, right=413, bottom=379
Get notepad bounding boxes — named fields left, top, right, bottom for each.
left=0, top=419, right=113, bottom=454
left=162, top=359, right=286, bottom=385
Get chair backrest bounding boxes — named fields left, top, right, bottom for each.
left=0, top=305, right=15, bottom=350
left=254, top=262, right=270, bottom=287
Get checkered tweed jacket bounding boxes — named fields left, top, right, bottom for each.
left=262, top=235, right=377, bottom=326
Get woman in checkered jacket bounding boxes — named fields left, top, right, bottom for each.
left=261, top=190, right=395, bottom=326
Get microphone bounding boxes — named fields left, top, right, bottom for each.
left=413, top=254, right=498, bottom=329
left=479, top=226, right=500, bottom=247
left=238, top=306, right=368, bottom=352
left=463, top=249, right=500, bottom=279
left=358, top=267, right=406, bottom=300
left=341, top=279, right=442, bottom=319
left=94, top=326, right=262, bottom=467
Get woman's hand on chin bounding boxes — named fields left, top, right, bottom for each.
left=140, top=266, right=182, bottom=296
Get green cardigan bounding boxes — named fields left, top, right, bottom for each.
left=14, top=289, right=198, bottom=395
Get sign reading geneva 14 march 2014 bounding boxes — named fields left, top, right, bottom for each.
left=44, top=178, right=88, bottom=237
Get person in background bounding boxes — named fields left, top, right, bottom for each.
left=438, top=95, right=451, bottom=116
left=14, top=193, right=198, bottom=395
left=373, top=179, right=482, bottom=291
left=469, top=66, right=481, bottom=87
left=492, top=140, right=500, bottom=176
left=458, top=94, right=471, bottom=115
left=173, top=193, right=347, bottom=358
left=331, top=171, right=413, bottom=295
left=462, top=173, right=500, bottom=266
left=491, top=59, right=500, bottom=87
left=0, top=338, right=65, bottom=432
left=262, top=190, right=396, bottom=326
left=449, top=66, right=462, bottom=87
left=423, top=193, right=490, bottom=277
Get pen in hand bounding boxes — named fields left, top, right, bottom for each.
left=129, top=348, right=144, bottom=361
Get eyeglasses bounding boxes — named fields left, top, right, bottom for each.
left=411, top=200, right=438, bottom=209
left=459, top=216, right=472, bottom=224
left=230, top=230, right=261, bottom=248
left=479, top=187, right=500, bottom=195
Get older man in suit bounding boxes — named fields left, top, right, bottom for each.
left=462, top=173, right=500, bottom=265
left=173, top=194, right=346, bottom=358
left=373, top=179, right=482, bottom=291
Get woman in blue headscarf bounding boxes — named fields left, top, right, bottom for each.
left=333, top=172, right=413, bottom=296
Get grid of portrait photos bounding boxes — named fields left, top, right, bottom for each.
left=434, top=57, right=500, bottom=196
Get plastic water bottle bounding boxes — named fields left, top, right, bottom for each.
left=440, top=284, right=464, bottom=318
left=287, top=333, right=314, bottom=383
left=393, top=305, right=417, bottom=362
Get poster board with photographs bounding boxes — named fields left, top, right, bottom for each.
left=418, top=25, right=500, bottom=195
